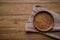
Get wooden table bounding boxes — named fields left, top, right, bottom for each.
left=0, top=0, right=60, bottom=40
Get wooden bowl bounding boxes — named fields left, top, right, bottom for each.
left=33, top=11, right=54, bottom=31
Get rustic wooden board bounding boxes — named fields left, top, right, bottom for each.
left=0, top=0, right=60, bottom=40
left=0, top=4, right=60, bottom=15
left=0, top=0, right=59, bottom=2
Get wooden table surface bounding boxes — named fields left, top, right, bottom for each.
left=0, top=0, right=60, bottom=40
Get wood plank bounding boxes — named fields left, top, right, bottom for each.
left=0, top=0, right=59, bottom=3
left=0, top=20, right=26, bottom=27
left=0, top=4, right=32, bottom=14
left=0, top=15, right=29, bottom=20
left=0, top=19, right=27, bottom=27
left=0, top=15, right=30, bottom=26
left=0, top=4, right=60, bottom=15
left=0, top=33, right=55, bottom=40
left=0, top=26, right=25, bottom=34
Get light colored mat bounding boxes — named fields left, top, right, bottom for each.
left=25, top=6, right=60, bottom=39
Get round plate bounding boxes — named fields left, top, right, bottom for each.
left=33, top=11, right=54, bottom=31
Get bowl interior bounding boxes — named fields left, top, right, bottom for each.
left=33, top=11, right=54, bottom=31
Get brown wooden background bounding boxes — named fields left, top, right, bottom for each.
left=0, top=0, right=60, bottom=40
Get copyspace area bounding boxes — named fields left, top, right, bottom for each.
left=0, top=0, right=60, bottom=40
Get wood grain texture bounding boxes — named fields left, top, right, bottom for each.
left=0, top=0, right=59, bottom=2
left=0, top=4, right=60, bottom=15
left=0, top=0, right=60, bottom=40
